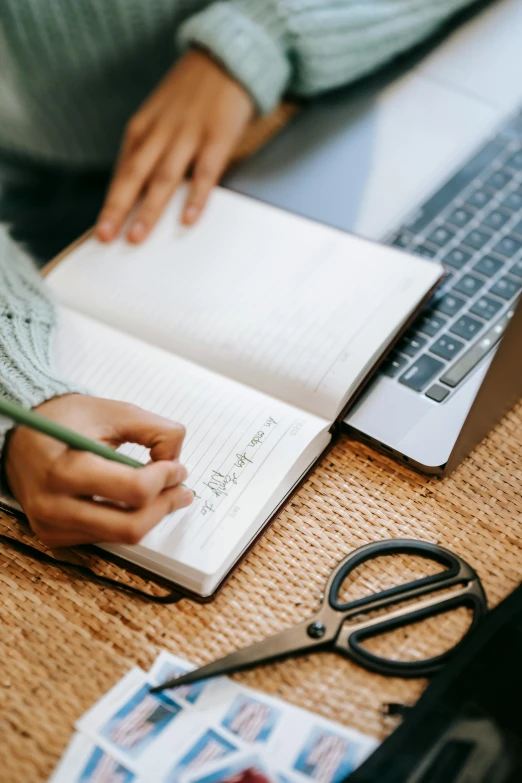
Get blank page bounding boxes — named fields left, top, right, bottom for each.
left=47, top=187, right=442, bottom=421
left=52, top=308, right=329, bottom=595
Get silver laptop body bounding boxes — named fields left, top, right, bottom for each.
left=227, top=0, right=522, bottom=474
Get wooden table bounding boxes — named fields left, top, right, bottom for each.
left=2, top=405, right=522, bottom=781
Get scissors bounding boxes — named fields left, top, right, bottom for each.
left=151, top=539, right=487, bottom=693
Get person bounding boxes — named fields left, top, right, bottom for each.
left=0, top=0, right=475, bottom=548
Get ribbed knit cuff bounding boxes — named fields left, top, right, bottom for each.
left=178, top=1, right=292, bottom=114
left=0, top=231, right=83, bottom=464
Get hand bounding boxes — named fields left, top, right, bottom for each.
left=96, top=49, right=255, bottom=243
left=4, top=395, right=194, bottom=548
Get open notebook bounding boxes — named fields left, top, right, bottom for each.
left=5, top=186, right=442, bottom=598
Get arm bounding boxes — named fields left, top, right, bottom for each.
left=0, top=229, right=193, bottom=546
left=0, top=228, right=77, bottom=456
left=178, top=0, right=476, bottom=113
left=96, top=0, right=475, bottom=245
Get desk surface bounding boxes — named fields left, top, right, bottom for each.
left=3, top=5, right=522, bottom=769
left=2, top=401, right=522, bottom=781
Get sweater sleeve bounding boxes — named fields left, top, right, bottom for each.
left=178, top=0, right=475, bottom=114
left=0, top=228, right=80, bottom=458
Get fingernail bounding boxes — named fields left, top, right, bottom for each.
left=175, top=464, right=189, bottom=485
left=97, top=219, right=114, bottom=240
left=183, top=206, right=199, bottom=224
left=180, top=487, right=195, bottom=505
left=128, top=220, right=146, bottom=242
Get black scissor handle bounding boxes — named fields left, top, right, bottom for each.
left=344, top=580, right=487, bottom=677
left=327, top=539, right=480, bottom=615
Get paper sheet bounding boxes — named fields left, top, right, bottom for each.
left=52, top=307, right=330, bottom=593
left=51, top=651, right=378, bottom=782
left=47, top=186, right=442, bottom=421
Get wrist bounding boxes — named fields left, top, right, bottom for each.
left=0, top=393, right=86, bottom=494
left=178, top=2, right=291, bottom=114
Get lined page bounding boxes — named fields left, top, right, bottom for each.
left=53, top=308, right=329, bottom=593
left=47, top=187, right=442, bottom=421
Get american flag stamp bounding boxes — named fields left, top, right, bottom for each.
left=168, top=728, right=238, bottom=779
left=221, top=695, right=281, bottom=744
left=293, top=727, right=358, bottom=783
left=100, top=685, right=181, bottom=757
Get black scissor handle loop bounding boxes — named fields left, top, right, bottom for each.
left=327, top=539, right=478, bottom=614
left=344, top=585, right=488, bottom=678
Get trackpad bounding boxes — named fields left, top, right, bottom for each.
left=347, top=378, right=430, bottom=445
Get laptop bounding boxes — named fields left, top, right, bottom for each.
left=226, top=0, right=522, bottom=475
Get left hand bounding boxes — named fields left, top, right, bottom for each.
left=96, top=49, right=255, bottom=243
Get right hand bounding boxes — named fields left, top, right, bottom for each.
left=4, top=394, right=194, bottom=548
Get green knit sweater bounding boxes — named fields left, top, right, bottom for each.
left=0, top=0, right=474, bottom=454
left=0, top=231, right=81, bottom=453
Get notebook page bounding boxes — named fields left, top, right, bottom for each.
left=47, top=187, right=442, bottom=422
left=52, top=308, right=330, bottom=594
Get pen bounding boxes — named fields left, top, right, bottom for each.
left=0, top=398, right=145, bottom=469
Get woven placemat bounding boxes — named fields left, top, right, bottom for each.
left=2, top=396, right=522, bottom=781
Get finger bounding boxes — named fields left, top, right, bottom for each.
left=50, top=451, right=188, bottom=508
left=96, top=125, right=173, bottom=242
left=118, top=110, right=155, bottom=158
left=107, top=402, right=186, bottom=461
left=182, top=139, right=233, bottom=225
left=34, top=485, right=194, bottom=548
left=127, top=135, right=198, bottom=242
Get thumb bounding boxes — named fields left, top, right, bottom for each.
left=109, top=403, right=186, bottom=461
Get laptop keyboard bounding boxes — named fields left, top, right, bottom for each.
left=384, top=107, right=522, bottom=402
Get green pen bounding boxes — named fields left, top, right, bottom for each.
left=0, top=398, right=150, bottom=469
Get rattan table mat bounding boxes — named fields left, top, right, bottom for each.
left=2, top=400, right=522, bottom=781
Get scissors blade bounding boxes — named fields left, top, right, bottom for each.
left=150, top=616, right=335, bottom=693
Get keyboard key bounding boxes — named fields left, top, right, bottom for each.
left=466, top=188, right=492, bottom=209
left=400, top=355, right=445, bottom=392
left=450, top=314, right=483, bottom=341
left=505, top=116, right=522, bottom=139
left=443, top=248, right=471, bottom=270
left=470, top=295, right=503, bottom=320
left=489, top=276, right=522, bottom=300
left=492, top=235, right=522, bottom=258
left=430, top=334, right=465, bottom=361
left=414, top=244, right=437, bottom=259
left=440, top=309, right=515, bottom=387
left=453, top=273, right=486, bottom=297
left=435, top=293, right=467, bottom=317
left=398, top=334, right=428, bottom=358
left=483, top=209, right=510, bottom=231
left=427, top=225, right=456, bottom=247
left=425, top=384, right=450, bottom=403
left=406, top=139, right=504, bottom=232
left=502, top=189, right=522, bottom=211
left=505, top=150, right=522, bottom=171
left=473, top=255, right=503, bottom=277
left=511, top=219, right=522, bottom=238
left=446, top=207, right=473, bottom=228
left=382, top=353, right=409, bottom=378
left=484, top=169, right=512, bottom=190
left=462, top=229, right=492, bottom=251
left=391, top=230, right=414, bottom=248
left=509, top=259, right=522, bottom=279
left=416, top=312, right=447, bottom=337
